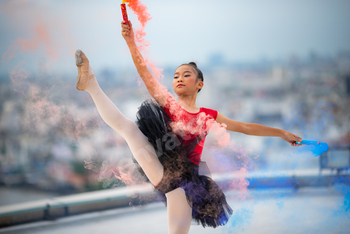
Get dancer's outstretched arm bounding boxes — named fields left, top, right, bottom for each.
left=121, top=21, right=167, bottom=106
left=216, top=112, right=302, bottom=146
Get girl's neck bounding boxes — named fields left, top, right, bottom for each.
left=177, top=94, right=199, bottom=112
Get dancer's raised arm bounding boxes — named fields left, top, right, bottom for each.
left=121, top=21, right=167, bottom=106
left=216, top=112, right=302, bottom=146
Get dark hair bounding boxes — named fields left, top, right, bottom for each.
left=179, top=62, right=204, bottom=93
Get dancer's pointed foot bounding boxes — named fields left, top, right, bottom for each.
left=75, top=50, right=95, bottom=91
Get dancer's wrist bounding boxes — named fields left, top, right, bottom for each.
left=280, top=130, right=288, bottom=138
left=125, top=38, right=136, bottom=47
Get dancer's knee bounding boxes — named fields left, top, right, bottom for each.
left=122, top=118, right=140, bottom=137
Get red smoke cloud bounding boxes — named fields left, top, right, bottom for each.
left=124, top=0, right=152, bottom=51
left=3, top=21, right=58, bottom=61
left=1, top=1, right=75, bottom=63
left=123, top=0, right=163, bottom=80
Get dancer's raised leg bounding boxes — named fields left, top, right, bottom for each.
left=75, top=50, right=163, bottom=186
left=166, top=187, right=192, bottom=234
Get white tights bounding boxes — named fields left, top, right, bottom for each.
left=84, top=69, right=192, bottom=233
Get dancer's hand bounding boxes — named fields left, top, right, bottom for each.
left=121, top=21, right=135, bottom=44
left=282, top=131, right=302, bottom=146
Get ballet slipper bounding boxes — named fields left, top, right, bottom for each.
left=75, top=49, right=95, bottom=91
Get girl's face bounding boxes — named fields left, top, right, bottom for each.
left=173, top=65, right=203, bottom=96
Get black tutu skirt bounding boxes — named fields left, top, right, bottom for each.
left=134, top=99, right=233, bottom=228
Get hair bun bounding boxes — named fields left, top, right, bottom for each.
left=189, top=62, right=197, bottom=68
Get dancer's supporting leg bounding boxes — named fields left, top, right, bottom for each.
left=166, top=188, right=192, bottom=234
left=75, top=50, right=163, bottom=186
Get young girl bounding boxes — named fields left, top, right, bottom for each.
left=74, top=19, right=302, bottom=234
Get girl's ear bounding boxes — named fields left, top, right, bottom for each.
left=197, top=81, right=204, bottom=90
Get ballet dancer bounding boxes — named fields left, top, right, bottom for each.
left=74, top=19, right=302, bottom=234
left=120, top=20, right=302, bottom=232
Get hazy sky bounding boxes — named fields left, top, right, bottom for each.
left=1, top=0, right=350, bottom=74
